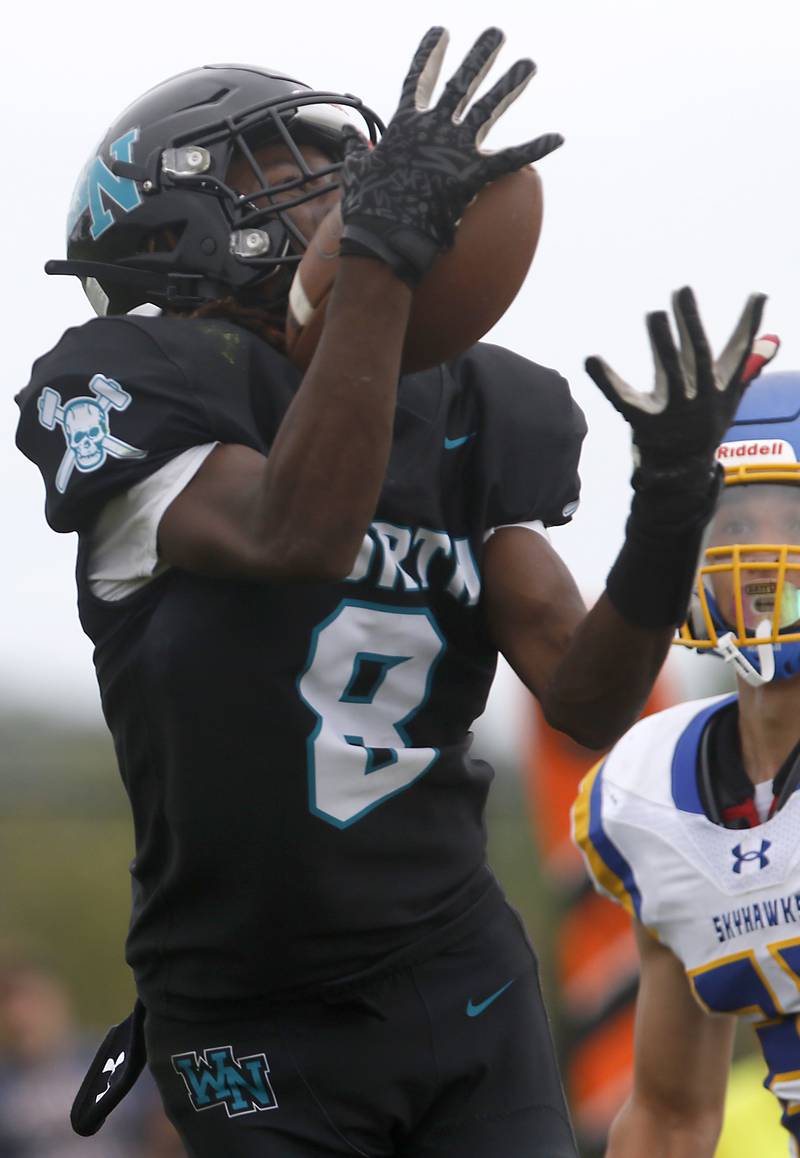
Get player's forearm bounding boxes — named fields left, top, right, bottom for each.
left=541, top=474, right=721, bottom=746
left=605, top=1096, right=722, bottom=1158
left=539, top=592, right=672, bottom=749
left=255, top=257, right=412, bottom=579
left=483, top=527, right=671, bottom=750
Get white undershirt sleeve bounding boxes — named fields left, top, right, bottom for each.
left=88, top=458, right=549, bottom=602
left=483, top=519, right=550, bottom=544
left=87, top=443, right=218, bottom=602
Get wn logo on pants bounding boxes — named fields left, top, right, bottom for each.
left=172, top=1045, right=278, bottom=1117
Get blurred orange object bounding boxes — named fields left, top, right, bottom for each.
left=524, top=676, right=673, bottom=1153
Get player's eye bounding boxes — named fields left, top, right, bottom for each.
left=712, top=519, right=748, bottom=540
left=265, top=166, right=303, bottom=186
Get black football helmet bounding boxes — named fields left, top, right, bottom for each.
left=47, top=64, right=383, bottom=315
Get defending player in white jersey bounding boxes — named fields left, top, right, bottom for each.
left=573, top=346, right=800, bottom=1157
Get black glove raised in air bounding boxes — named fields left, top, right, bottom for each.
left=586, top=287, right=767, bottom=494
left=339, top=26, right=563, bottom=286
left=585, top=288, right=770, bottom=628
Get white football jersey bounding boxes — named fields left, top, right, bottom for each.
left=572, top=694, right=800, bottom=1154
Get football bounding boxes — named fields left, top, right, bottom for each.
left=285, top=166, right=544, bottom=374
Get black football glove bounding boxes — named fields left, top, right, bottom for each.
left=585, top=287, right=767, bottom=494
left=339, top=26, right=563, bottom=286
left=588, top=288, right=773, bottom=628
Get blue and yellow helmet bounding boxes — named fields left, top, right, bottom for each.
left=676, top=367, right=800, bottom=685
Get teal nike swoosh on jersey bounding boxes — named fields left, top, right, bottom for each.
left=465, top=979, right=515, bottom=1017
left=444, top=433, right=476, bottom=450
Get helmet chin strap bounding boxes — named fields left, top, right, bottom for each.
left=716, top=618, right=776, bottom=687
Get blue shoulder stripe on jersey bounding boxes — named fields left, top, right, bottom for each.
left=671, top=695, right=738, bottom=814
left=587, top=761, right=643, bottom=920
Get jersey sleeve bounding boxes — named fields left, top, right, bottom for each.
left=15, top=316, right=265, bottom=534
left=571, top=758, right=643, bottom=921
left=449, top=343, right=587, bottom=529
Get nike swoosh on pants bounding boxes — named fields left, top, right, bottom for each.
left=465, top=979, right=515, bottom=1017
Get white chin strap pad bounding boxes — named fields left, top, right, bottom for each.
left=716, top=619, right=776, bottom=687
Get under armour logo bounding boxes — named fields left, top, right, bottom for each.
left=732, top=839, right=771, bottom=874
left=37, top=374, right=146, bottom=493
left=95, top=1051, right=125, bottom=1103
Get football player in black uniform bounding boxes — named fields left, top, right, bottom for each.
left=16, top=26, right=767, bottom=1158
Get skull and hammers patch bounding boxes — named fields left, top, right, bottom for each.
left=37, top=374, right=147, bottom=492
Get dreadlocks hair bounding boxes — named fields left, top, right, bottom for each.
left=188, top=296, right=287, bottom=352
left=146, top=228, right=289, bottom=352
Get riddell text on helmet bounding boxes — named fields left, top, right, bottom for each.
left=716, top=438, right=796, bottom=462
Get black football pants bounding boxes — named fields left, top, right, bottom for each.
left=145, top=902, right=578, bottom=1157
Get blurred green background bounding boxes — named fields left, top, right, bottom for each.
left=1, top=710, right=136, bottom=1024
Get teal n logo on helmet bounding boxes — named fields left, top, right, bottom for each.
left=172, top=1045, right=278, bottom=1117
left=67, top=128, right=142, bottom=240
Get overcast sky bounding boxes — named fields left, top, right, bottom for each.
left=4, top=0, right=800, bottom=739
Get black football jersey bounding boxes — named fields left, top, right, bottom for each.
left=16, top=315, right=586, bottom=1017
